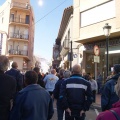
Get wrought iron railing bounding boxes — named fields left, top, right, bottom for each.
left=8, top=49, right=28, bottom=56
left=9, top=32, right=29, bottom=40
left=10, top=2, right=31, bottom=9
left=9, top=17, right=29, bottom=24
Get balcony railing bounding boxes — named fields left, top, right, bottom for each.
left=8, top=49, right=28, bottom=56
left=9, top=32, right=29, bottom=40
left=10, top=2, right=31, bottom=9
left=10, top=17, right=29, bottom=24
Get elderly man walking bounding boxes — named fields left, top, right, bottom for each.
left=60, top=64, right=93, bottom=120
left=0, top=55, right=16, bottom=120
left=43, top=69, right=59, bottom=96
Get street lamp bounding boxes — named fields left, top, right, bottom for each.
left=70, top=41, right=73, bottom=71
left=103, top=23, right=111, bottom=77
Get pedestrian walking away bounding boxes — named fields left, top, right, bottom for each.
left=0, top=55, right=16, bottom=120
left=96, top=76, right=120, bottom=120
left=43, top=69, right=59, bottom=96
left=101, top=64, right=120, bottom=111
left=33, top=67, right=45, bottom=88
left=5, top=62, right=23, bottom=92
left=97, top=72, right=103, bottom=94
left=53, top=69, right=65, bottom=120
left=89, top=75, right=98, bottom=103
left=59, top=64, right=93, bottom=120
left=10, top=70, right=54, bottom=120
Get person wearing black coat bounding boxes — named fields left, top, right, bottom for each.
left=0, top=55, right=16, bottom=120
left=33, top=67, right=45, bottom=88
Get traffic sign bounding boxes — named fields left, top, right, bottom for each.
left=94, top=45, right=100, bottom=56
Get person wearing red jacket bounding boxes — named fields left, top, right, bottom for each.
left=96, top=76, right=120, bottom=120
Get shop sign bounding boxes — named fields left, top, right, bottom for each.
left=84, top=37, right=120, bottom=50
left=94, top=56, right=100, bottom=63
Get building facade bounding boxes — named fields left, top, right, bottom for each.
left=0, top=0, right=35, bottom=70
left=73, top=0, right=120, bottom=80
left=54, top=0, right=120, bottom=81
left=53, top=6, right=80, bottom=70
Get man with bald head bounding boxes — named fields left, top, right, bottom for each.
left=60, top=64, right=93, bottom=120
left=43, top=69, right=59, bottom=96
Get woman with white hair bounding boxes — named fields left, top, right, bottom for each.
left=96, top=76, right=120, bottom=120
left=63, top=70, right=71, bottom=78
left=0, top=55, right=16, bottom=120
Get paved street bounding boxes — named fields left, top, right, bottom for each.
left=51, top=107, right=101, bottom=120
left=51, top=94, right=101, bottom=120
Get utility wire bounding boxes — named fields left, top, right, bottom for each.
left=33, top=0, right=69, bottom=26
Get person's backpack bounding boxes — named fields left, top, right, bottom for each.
left=110, top=110, right=120, bottom=120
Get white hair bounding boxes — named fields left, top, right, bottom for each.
left=63, top=70, right=71, bottom=78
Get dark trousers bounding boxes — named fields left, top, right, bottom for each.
left=57, top=107, right=64, bottom=120
left=97, top=82, right=102, bottom=94
left=65, top=110, right=85, bottom=120
left=56, top=101, right=64, bottom=120
left=92, top=90, right=96, bottom=103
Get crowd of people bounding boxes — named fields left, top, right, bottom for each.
left=1, top=55, right=120, bottom=120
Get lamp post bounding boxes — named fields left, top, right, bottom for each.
left=70, top=41, right=73, bottom=71
left=103, top=23, right=111, bottom=77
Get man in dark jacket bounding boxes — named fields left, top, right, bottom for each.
left=10, top=70, right=54, bottom=120
left=101, top=64, right=120, bottom=111
left=33, top=67, right=45, bottom=88
left=53, top=69, right=65, bottom=120
left=5, top=62, right=23, bottom=91
left=59, top=64, right=93, bottom=120
left=0, top=55, right=16, bottom=120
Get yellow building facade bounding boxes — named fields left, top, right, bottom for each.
left=0, top=0, right=34, bottom=70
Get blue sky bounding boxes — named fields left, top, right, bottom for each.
left=0, top=0, right=73, bottom=61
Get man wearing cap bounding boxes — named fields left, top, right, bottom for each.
left=101, top=64, right=120, bottom=111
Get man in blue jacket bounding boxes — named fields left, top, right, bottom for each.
left=5, top=62, right=23, bottom=91
left=10, top=70, right=54, bottom=120
left=59, top=64, right=93, bottom=120
left=101, top=64, right=120, bottom=111
left=53, top=69, right=65, bottom=120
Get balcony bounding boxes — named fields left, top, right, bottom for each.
left=10, top=2, right=31, bottom=12
left=9, top=17, right=29, bottom=26
left=7, top=49, right=29, bottom=60
left=8, top=49, right=28, bottom=56
left=8, top=32, right=29, bottom=42
left=60, top=39, right=70, bottom=56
